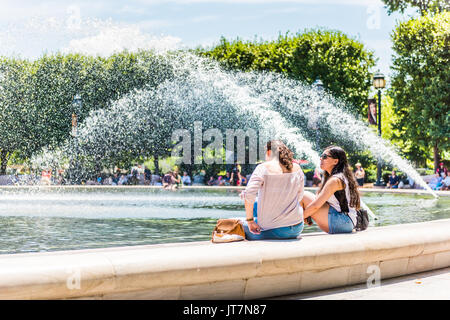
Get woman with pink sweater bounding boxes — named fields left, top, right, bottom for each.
left=240, top=140, right=305, bottom=240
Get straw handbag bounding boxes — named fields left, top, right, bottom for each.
left=211, top=219, right=246, bottom=243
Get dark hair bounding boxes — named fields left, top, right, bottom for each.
left=266, top=140, right=294, bottom=171
left=318, top=146, right=360, bottom=209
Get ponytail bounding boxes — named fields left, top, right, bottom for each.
left=266, top=140, right=294, bottom=171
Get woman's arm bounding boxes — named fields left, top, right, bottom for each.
left=240, top=165, right=265, bottom=202
left=297, top=167, right=305, bottom=201
left=244, top=199, right=261, bottom=234
left=240, top=165, right=265, bottom=234
left=303, top=177, right=343, bottom=218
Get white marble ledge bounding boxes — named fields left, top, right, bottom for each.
left=0, top=219, right=449, bottom=300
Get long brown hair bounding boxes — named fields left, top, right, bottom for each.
left=318, top=146, right=360, bottom=209
left=266, top=140, right=294, bottom=171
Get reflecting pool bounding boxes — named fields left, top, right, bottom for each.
left=0, top=187, right=448, bottom=254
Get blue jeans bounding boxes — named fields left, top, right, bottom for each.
left=328, top=206, right=354, bottom=234
left=243, top=202, right=304, bottom=240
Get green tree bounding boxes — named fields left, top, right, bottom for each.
left=389, top=11, right=450, bottom=169
left=198, top=29, right=376, bottom=115
left=382, top=0, right=449, bottom=16
left=0, top=50, right=174, bottom=176
left=0, top=58, right=33, bottom=174
left=26, top=51, right=174, bottom=153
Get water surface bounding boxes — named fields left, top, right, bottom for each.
left=0, top=187, right=448, bottom=254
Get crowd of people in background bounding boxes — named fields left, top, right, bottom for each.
left=4, top=160, right=448, bottom=192
left=429, top=162, right=450, bottom=191
left=84, top=162, right=252, bottom=189
left=349, top=162, right=449, bottom=191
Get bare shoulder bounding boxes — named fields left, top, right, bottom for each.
left=326, top=177, right=344, bottom=190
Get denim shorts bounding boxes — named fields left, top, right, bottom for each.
left=243, top=202, right=304, bottom=240
left=328, top=206, right=354, bottom=234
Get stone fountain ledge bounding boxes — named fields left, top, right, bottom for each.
left=0, top=185, right=449, bottom=197
left=0, top=219, right=449, bottom=300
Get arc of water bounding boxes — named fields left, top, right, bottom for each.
left=176, top=55, right=386, bottom=222
left=171, top=53, right=321, bottom=166
left=240, top=72, right=438, bottom=199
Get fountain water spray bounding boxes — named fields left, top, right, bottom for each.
left=25, top=28, right=436, bottom=202
left=236, top=72, right=438, bottom=199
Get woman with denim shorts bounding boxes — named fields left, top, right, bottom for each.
left=240, top=140, right=305, bottom=240
left=301, top=146, right=360, bottom=234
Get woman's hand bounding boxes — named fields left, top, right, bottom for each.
left=304, top=217, right=313, bottom=226
left=247, top=220, right=261, bottom=234
left=304, top=177, right=342, bottom=217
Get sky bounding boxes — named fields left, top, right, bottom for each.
left=0, top=0, right=417, bottom=77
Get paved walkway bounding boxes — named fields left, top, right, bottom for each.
left=274, top=267, right=450, bottom=300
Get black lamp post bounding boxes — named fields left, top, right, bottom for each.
left=71, top=93, right=82, bottom=184
left=373, top=72, right=386, bottom=187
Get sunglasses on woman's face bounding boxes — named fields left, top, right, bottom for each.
left=320, top=153, right=332, bottom=159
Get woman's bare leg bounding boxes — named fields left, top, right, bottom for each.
left=310, top=203, right=330, bottom=233
left=300, top=191, right=329, bottom=233
left=300, top=191, right=316, bottom=210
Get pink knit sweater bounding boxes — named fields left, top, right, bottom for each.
left=241, top=164, right=304, bottom=231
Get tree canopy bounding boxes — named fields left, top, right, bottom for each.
left=0, top=51, right=174, bottom=174
left=198, top=29, right=377, bottom=115
left=382, top=0, right=449, bottom=15
left=389, top=11, right=449, bottom=168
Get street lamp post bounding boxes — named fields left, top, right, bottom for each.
left=373, top=72, right=386, bottom=187
left=71, top=94, right=82, bottom=184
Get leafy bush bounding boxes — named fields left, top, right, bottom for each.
left=303, top=169, right=314, bottom=181
left=199, top=28, right=376, bottom=115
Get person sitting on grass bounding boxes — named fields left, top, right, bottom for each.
left=240, top=175, right=248, bottom=186
left=354, top=163, right=365, bottom=187
left=223, top=172, right=231, bottom=186
left=207, top=175, right=217, bottom=186
left=436, top=162, right=448, bottom=178
left=181, top=172, right=191, bottom=186
left=387, top=170, right=400, bottom=189
left=301, top=146, right=360, bottom=234
left=172, top=171, right=182, bottom=189
left=162, top=171, right=175, bottom=190
left=428, top=173, right=443, bottom=191
left=440, top=171, right=450, bottom=191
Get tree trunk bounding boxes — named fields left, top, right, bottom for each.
left=433, top=142, right=440, bottom=172
left=94, top=157, right=102, bottom=178
left=0, top=150, right=10, bottom=175
left=154, top=155, right=160, bottom=176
